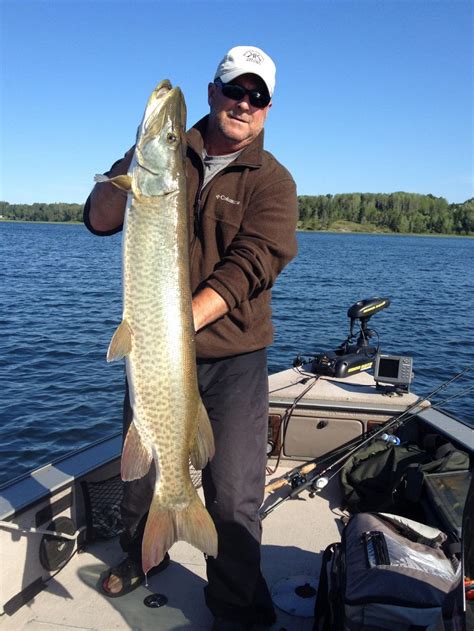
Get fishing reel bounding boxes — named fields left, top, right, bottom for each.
left=295, top=297, right=390, bottom=378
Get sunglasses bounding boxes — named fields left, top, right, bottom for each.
left=215, top=78, right=271, bottom=109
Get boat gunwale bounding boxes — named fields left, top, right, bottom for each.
left=0, top=433, right=122, bottom=522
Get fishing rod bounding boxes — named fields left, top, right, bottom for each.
left=265, top=430, right=374, bottom=494
left=432, top=384, right=474, bottom=409
left=261, top=364, right=473, bottom=519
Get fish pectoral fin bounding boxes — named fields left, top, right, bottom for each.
left=190, top=401, right=215, bottom=470
left=121, top=421, right=153, bottom=481
left=94, top=173, right=132, bottom=192
left=107, top=320, right=132, bottom=362
left=142, top=493, right=218, bottom=575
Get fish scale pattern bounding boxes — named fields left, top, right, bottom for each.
left=123, top=198, right=199, bottom=508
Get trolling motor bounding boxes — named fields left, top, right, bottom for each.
left=300, top=297, right=390, bottom=378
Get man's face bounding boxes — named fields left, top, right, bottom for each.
left=206, top=73, right=272, bottom=155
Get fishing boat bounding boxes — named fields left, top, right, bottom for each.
left=1, top=299, right=472, bottom=630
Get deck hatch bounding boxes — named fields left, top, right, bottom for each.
left=283, top=415, right=364, bottom=459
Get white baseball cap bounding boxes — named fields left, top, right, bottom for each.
left=214, top=46, right=276, bottom=97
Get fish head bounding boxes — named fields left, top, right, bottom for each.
left=135, top=79, right=187, bottom=197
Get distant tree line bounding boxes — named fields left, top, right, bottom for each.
left=298, top=193, right=473, bottom=235
left=0, top=202, right=83, bottom=223
left=1, top=193, right=473, bottom=235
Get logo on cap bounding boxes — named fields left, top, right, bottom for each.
left=244, top=50, right=264, bottom=65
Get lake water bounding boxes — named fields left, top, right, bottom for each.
left=1, top=223, right=473, bottom=486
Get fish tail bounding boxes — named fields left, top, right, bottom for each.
left=142, top=491, right=218, bottom=575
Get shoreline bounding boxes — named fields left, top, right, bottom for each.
left=1, top=218, right=472, bottom=238
left=0, top=219, right=83, bottom=226
left=297, top=228, right=473, bottom=238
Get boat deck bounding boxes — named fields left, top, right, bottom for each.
left=2, top=370, right=469, bottom=630
left=0, top=466, right=344, bottom=630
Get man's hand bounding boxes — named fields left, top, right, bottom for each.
left=192, top=287, right=229, bottom=332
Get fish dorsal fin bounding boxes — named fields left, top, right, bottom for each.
left=121, top=421, right=153, bottom=481
left=107, top=320, right=132, bottom=362
left=190, top=401, right=215, bottom=470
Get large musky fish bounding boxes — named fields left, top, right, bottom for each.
left=95, top=80, right=217, bottom=574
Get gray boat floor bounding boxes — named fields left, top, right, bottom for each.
left=0, top=468, right=345, bottom=631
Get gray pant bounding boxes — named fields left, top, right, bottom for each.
left=120, top=348, right=275, bottom=625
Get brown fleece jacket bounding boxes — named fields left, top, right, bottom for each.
left=84, top=115, right=298, bottom=359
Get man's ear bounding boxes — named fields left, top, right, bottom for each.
left=208, top=82, right=217, bottom=107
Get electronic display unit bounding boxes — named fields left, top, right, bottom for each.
left=373, top=354, right=413, bottom=392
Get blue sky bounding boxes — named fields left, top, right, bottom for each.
left=1, top=0, right=472, bottom=205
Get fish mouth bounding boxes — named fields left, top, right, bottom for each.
left=151, top=80, right=183, bottom=111
left=155, top=79, right=173, bottom=98
left=143, top=80, right=187, bottom=134
left=162, top=83, right=187, bottom=131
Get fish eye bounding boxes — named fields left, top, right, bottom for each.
left=166, top=132, right=178, bottom=144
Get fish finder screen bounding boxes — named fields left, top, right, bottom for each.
left=378, top=358, right=399, bottom=378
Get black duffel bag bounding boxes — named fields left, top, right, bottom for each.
left=340, top=434, right=469, bottom=514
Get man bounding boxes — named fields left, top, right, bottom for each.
left=84, top=45, right=298, bottom=630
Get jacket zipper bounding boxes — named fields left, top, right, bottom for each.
left=189, top=150, right=205, bottom=264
